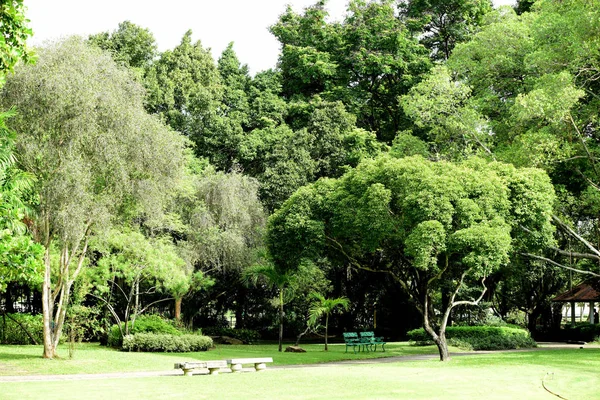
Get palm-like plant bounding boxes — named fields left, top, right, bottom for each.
left=243, top=264, right=294, bottom=352
left=309, top=293, right=350, bottom=351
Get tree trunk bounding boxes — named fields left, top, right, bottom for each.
left=527, top=308, right=541, bottom=338
left=174, top=297, right=182, bottom=321
left=278, top=289, right=284, bottom=352
left=433, top=332, right=450, bottom=361
left=324, top=313, right=329, bottom=351
left=41, top=249, right=55, bottom=359
left=422, top=293, right=451, bottom=361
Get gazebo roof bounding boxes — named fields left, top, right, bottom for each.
left=552, top=281, right=600, bottom=302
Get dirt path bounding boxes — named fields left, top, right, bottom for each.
left=0, top=342, right=595, bottom=382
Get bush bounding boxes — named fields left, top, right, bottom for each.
left=122, top=333, right=213, bottom=352
left=561, top=323, right=600, bottom=342
left=202, top=327, right=260, bottom=344
left=107, top=315, right=183, bottom=347
left=407, top=325, right=537, bottom=350
left=0, top=313, right=43, bottom=345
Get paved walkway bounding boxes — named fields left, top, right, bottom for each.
left=0, top=342, right=595, bottom=382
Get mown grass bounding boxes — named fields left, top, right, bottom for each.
left=0, top=341, right=443, bottom=375
left=2, top=348, right=599, bottom=400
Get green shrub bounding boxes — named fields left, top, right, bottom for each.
left=202, top=327, right=260, bottom=344
left=122, top=333, right=213, bottom=352
left=561, top=323, right=600, bottom=342
left=0, top=313, right=43, bottom=345
left=407, top=325, right=537, bottom=350
left=107, top=315, right=182, bottom=347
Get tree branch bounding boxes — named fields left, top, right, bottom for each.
left=521, top=252, right=600, bottom=278
left=552, top=215, right=600, bottom=258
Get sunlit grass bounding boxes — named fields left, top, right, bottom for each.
left=2, top=348, right=600, bottom=400
left=0, top=341, right=445, bottom=375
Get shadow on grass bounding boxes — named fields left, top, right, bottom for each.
left=0, top=352, right=40, bottom=360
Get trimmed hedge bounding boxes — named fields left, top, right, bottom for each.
left=107, top=315, right=183, bottom=347
left=561, top=323, right=600, bottom=342
left=407, top=325, right=537, bottom=350
left=122, top=333, right=213, bottom=352
left=202, top=327, right=260, bottom=344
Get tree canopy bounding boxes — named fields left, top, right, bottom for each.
left=268, top=155, right=555, bottom=360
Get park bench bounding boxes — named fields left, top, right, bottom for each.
left=226, top=357, right=273, bottom=372
left=174, top=360, right=229, bottom=376
left=360, top=331, right=386, bottom=352
left=343, top=332, right=364, bottom=353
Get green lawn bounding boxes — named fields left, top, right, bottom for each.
left=0, top=341, right=441, bottom=375
left=1, top=343, right=599, bottom=400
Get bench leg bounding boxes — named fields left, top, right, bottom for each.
left=208, top=367, right=220, bottom=375
left=230, top=363, right=243, bottom=373
left=255, top=363, right=267, bottom=372
left=182, top=368, right=194, bottom=377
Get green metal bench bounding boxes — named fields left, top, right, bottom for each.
left=360, top=331, right=386, bottom=352
left=343, top=332, right=363, bottom=353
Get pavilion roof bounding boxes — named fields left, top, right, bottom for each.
left=552, top=281, right=600, bottom=302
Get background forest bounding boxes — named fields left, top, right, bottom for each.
left=2, top=0, right=600, bottom=360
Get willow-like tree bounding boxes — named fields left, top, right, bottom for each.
left=268, top=156, right=555, bottom=361
left=1, top=37, right=188, bottom=358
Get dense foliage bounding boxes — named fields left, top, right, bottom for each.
left=2, top=0, right=600, bottom=362
left=122, top=333, right=212, bottom=352
left=407, top=325, right=537, bottom=350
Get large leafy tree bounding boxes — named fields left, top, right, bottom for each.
left=270, top=0, right=431, bottom=142
left=144, top=31, right=225, bottom=160
left=427, top=2, right=600, bottom=282
left=268, top=156, right=555, bottom=361
left=1, top=37, right=188, bottom=358
left=239, top=98, right=384, bottom=210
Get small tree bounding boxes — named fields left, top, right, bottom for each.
left=91, top=229, right=187, bottom=338
left=243, top=264, right=294, bottom=352
left=308, top=293, right=349, bottom=351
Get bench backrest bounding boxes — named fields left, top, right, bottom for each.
left=343, top=332, right=358, bottom=340
left=360, top=331, right=375, bottom=339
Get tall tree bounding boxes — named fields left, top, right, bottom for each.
left=270, top=0, right=431, bottom=142
left=1, top=37, right=188, bottom=358
left=268, top=156, right=556, bottom=361
left=144, top=31, right=224, bottom=161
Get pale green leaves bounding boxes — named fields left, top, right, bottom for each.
left=448, top=220, right=512, bottom=277
left=401, top=66, right=492, bottom=158
left=512, top=72, right=584, bottom=125
left=405, top=220, right=446, bottom=272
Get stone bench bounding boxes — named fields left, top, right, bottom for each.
left=174, top=360, right=229, bottom=376
left=226, top=357, right=273, bottom=372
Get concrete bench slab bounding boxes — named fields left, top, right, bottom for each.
left=226, top=357, right=273, bottom=372
left=174, top=360, right=228, bottom=376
